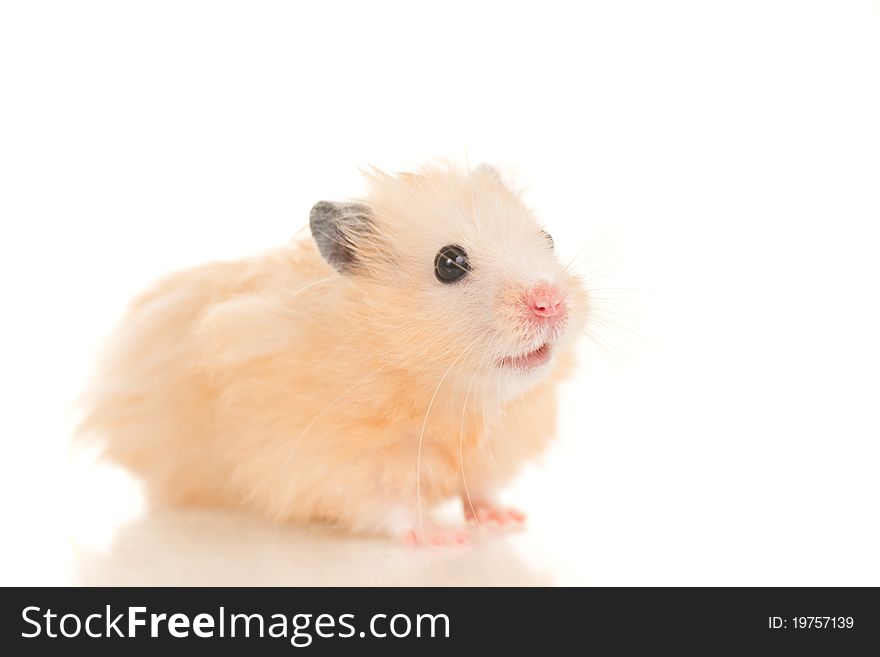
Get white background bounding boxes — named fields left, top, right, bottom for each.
left=1, top=1, right=878, bottom=586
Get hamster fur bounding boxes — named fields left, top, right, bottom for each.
left=79, top=163, right=588, bottom=544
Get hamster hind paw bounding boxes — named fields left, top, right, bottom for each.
left=400, top=526, right=470, bottom=547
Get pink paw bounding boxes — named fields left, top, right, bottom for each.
left=464, top=502, right=527, bottom=527
left=400, top=526, right=470, bottom=547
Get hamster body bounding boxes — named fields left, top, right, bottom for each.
left=80, top=164, right=588, bottom=543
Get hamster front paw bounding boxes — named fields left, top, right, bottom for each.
left=463, top=498, right=527, bottom=527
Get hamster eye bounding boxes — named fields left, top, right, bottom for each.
left=542, top=230, right=554, bottom=249
left=434, top=244, right=470, bottom=284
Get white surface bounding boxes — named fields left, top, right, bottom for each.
left=2, top=1, right=879, bottom=586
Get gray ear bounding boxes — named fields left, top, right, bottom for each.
left=475, top=163, right=503, bottom=182
left=309, top=201, right=373, bottom=273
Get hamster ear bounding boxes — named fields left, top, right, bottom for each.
left=475, top=163, right=505, bottom=184
left=309, top=201, right=373, bottom=274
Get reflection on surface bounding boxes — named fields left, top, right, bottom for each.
left=72, top=508, right=551, bottom=586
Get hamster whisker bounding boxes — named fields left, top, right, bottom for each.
left=589, top=313, right=647, bottom=343
left=580, top=326, right=625, bottom=364
left=584, top=286, right=654, bottom=294
left=478, top=341, right=505, bottom=474
left=493, top=363, right=515, bottom=454
left=589, top=307, right=650, bottom=339
left=564, top=241, right=619, bottom=274
left=587, top=317, right=647, bottom=356
left=459, top=349, right=487, bottom=527
left=578, top=264, right=633, bottom=287
left=588, top=303, right=646, bottom=322
left=563, top=239, right=597, bottom=272
left=587, top=296, right=644, bottom=304
left=416, top=337, right=481, bottom=536
left=483, top=340, right=510, bottom=452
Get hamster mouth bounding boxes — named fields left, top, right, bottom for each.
left=497, top=343, right=552, bottom=371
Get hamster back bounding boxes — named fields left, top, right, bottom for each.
left=79, top=163, right=588, bottom=544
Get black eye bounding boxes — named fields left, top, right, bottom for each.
left=542, top=230, right=554, bottom=249
left=434, top=244, right=470, bottom=284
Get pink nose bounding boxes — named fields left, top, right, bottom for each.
left=526, top=283, right=565, bottom=319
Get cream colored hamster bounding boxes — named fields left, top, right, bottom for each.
left=80, top=163, right=588, bottom=544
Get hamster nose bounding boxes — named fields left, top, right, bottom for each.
left=526, top=283, right=565, bottom=319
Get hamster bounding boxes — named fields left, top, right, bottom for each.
left=79, top=163, right=588, bottom=545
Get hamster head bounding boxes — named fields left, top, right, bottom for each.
left=309, top=163, right=588, bottom=401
